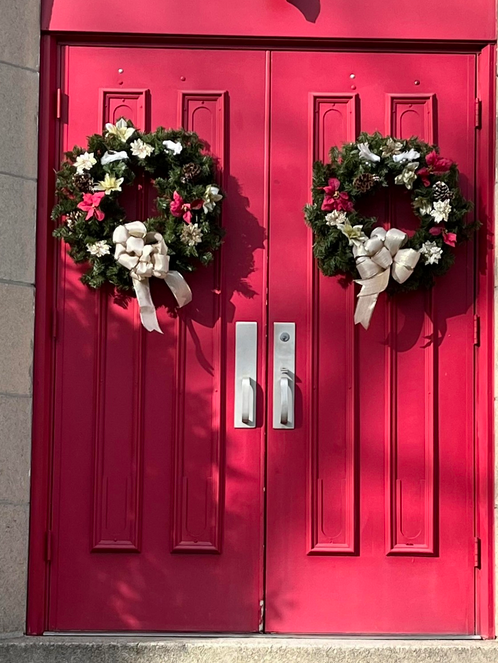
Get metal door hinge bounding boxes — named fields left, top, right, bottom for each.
left=473, top=314, right=480, bottom=346
left=474, top=536, right=481, bottom=568
left=475, top=98, right=482, bottom=129
left=45, top=530, right=53, bottom=562
left=258, top=599, right=265, bottom=633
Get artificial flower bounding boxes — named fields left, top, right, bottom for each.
left=394, top=162, right=419, bottom=189
left=392, top=149, right=421, bottom=164
left=130, top=139, right=154, bottom=159
left=340, top=222, right=367, bottom=247
left=357, top=142, right=381, bottom=163
left=105, top=118, right=136, bottom=143
left=181, top=222, right=203, bottom=247
left=429, top=199, right=452, bottom=223
left=325, top=210, right=348, bottom=227
left=77, top=192, right=105, bottom=221
left=420, top=240, right=443, bottom=265
left=417, top=150, right=452, bottom=186
left=429, top=226, right=457, bottom=247
left=95, top=173, right=124, bottom=196
left=163, top=140, right=183, bottom=155
left=413, top=197, right=432, bottom=216
left=203, top=185, right=223, bottom=213
left=170, top=191, right=203, bottom=224
left=87, top=240, right=111, bottom=257
left=101, top=150, right=129, bottom=165
left=321, top=178, right=353, bottom=212
left=74, top=151, right=97, bottom=174
left=381, top=138, right=404, bottom=157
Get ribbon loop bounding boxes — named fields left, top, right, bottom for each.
left=112, top=222, right=192, bottom=333
left=353, top=227, right=420, bottom=330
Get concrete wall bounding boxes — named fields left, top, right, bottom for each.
left=0, top=0, right=40, bottom=636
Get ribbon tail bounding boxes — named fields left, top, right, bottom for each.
left=133, top=279, right=163, bottom=334
left=164, top=271, right=192, bottom=308
left=353, top=268, right=390, bottom=330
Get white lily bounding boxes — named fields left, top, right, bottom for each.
left=340, top=222, right=368, bottom=247
left=430, top=199, right=452, bottom=224
left=420, top=240, right=443, bottom=265
left=163, top=140, right=183, bottom=155
left=95, top=173, right=124, bottom=196
left=394, top=162, right=419, bottom=190
left=105, top=118, right=135, bottom=143
left=74, top=151, right=97, bottom=174
left=101, top=150, right=129, bottom=165
left=203, top=185, right=223, bottom=213
left=325, top=210, right=348, bottom=227
left=130, top=139, right=154, bottom=159
left=381, top=138, right=404, bottom=157
left=393, top=149, right=421, bottom=163
left=413, top=197, right=432, bottom=216
left=357, top=142, right=381, bottom=163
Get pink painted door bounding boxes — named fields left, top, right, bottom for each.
left=266, top=51, right=477, bottom=634
left=49, top=47, right=267, bottom=631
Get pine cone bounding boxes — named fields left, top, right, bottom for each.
left=432, top=181, right=452, bottom=201
left=353, top=172, right=377, bottom=193
left=181, top=162, right=202, bottom=184
left=73, top=172, right=94, bottom=193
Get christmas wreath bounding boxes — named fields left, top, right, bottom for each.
left=52, top=118, right=224, bottom=332
left=305, top=132, right=477, bottom=329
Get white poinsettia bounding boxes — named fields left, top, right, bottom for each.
left=87, top=240, right=111, bottom=257
left=75, top=151, right=97, bottom=174
left=181, top=223, right=203, bottom=247
left=130, top=139, right=154, bottom=159
left=357, top=142, right=381, bottom=163
left=101, top=150, right=129, bottom=165
left=105, top=118, right=136, bottom=142
left=203, top=185, right=223, bottom=213
left=163, top=139, right=183, bottom=155
left=95, top=173, right=124, bottom=195
left=325, top=210, right=348, bottom=227
left=340, top=222, right=367, bottom=247
left=392, top=149, right=421, bottom=164
left=420, top=240, right=443, bottom=265
left=430, top=199, right=451, bottom=224
left=394, top=162, right=419, bottom=189
left=381, top=138, right=404, bottom=157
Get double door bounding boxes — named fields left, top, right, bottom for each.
left=48, top=46, right=477, bottom=634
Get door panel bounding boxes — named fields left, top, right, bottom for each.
left=266, top=51, right=476, bottom=634
left=50, top=47, right=267, bottom=632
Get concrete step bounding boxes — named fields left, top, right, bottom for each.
left=1, top=636, right=498, bottom=663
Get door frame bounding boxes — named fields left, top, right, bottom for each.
left=27, top=34, right=495, bottom=637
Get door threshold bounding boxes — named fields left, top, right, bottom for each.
left=43, top=632, right=482, bottom=640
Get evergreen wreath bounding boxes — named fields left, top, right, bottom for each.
left=52, top=118, right=224, bottom=293
left=305, top=133, right=477, bottom=321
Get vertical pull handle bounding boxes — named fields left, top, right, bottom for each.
left=273, top=323, right=295, bottom=429
left=234, top=322, right=257, bottom=428
left=241, top=377, right=252, bottom=424
left=280, top=375, right=290, bottom=425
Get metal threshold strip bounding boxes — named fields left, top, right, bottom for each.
left=43, top=632, right=482, bottom=640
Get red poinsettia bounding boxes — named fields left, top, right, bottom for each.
left=429, top=225, right=457, bottom=247
left=417, top=151, right=452, bottom=187
left=77, top=192, right=105, bottom=221
left=170, top=191, right=203, bottom=224
left=321, top=178, right=353, bottom=212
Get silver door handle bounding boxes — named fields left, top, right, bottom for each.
left=280, top=374, right=290, bottom=425
left=241, top=377, right=252, bottom=424
left=273, top=323, right=295, bottom=429
left=234, top=322, right=257, bottom=428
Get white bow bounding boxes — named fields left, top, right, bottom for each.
left=353, top=227, right=420, bottom=329
left=113, top=221, right=192, bottom=333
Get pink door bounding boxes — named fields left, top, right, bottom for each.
left=49, top=46, right=267, bottom=631
left=266, top=51, right=477, bottom=634
left=48, top=46, right=478, bottom=634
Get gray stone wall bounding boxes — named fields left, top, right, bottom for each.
left=0, top=0, right=40, bottom=636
